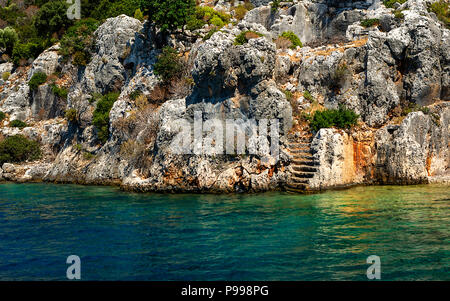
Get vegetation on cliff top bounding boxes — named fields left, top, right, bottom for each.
left=383, top=0, right=407, bottom=9
left=141, top=0, right=196, bottom=32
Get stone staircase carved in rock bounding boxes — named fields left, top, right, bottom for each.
left=285, top=132, right=319, bottom=193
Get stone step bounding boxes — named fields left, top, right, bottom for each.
left=291, top=171, right=315, bottom=179
left=292, top=154, right=315, bottom=161
left=290, top=176, right=310, bottom=184
left=288, top=142, right=311, bottom=149
left=291, top=165, right=318, bottom=173
left=286, top=183, right=309, bottom=191
left=289, top=148, right=313, bottom=155
left=292, top=159, right=319, bottom=166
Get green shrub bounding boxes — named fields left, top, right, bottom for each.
left=0, top=135, right=42, bottom=165
left=234, top=30, right=263, bottom=45
left=51, top=84, right=68, bottom=99
left=83, top=152, right=95, bottom=160
left=280, top=31, right=302, bottom=49
left=309, top=105, right=359, bottom=132
left=28, top=71, right=47, bottom=90
left=394, top=10, right=405, bottom=19
left=2, top=72, right=11, bottom=81
left=271, top=0, right=281, bottom=12
left=134, top=8, right=144, bottom=22
left=383, top=0, right=407, bottom=9
left=89, top=0, right=141, bottom=21
left=0, top=111, right=6, bottom=122
left=129, top=90, right=142, bottom=100
left=59, top=18, right=99, bottom=65
left=283, top=90, right=293, bottom=101
left=210, top=15, right=224, bottom=27
left=33, top=0, right=73, bottom=36
left=11, top=42, right=43, bottom=65
left=186, top=5, right=231, bottom=31
left=303, top=90, right=314, bottom=102
left=360, top=18, right=380, bottom=28
left=153, top=46, right=183, bottom=83
left=141, top=0, right=196, bottom=32
left=72, top=51, right=90, bottom=66
left=234, top=5, right=249, bottom=21
left=428, top=1, right=449, bottom=29
left=9, top=119, right=28, bottom=129
left=92, top=92, right=120, bottom=143
left=0, top=27, right=18, bottom=55
left=65, top=108, right=78, bottom=123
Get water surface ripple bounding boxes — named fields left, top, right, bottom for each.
left=0, top=183, right=448, bottom=280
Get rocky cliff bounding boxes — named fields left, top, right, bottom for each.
left=0, top=0, right=449, bottom=192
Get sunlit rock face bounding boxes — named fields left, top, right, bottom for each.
left=1, top=0, right=449, bottom=192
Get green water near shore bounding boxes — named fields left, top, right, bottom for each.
left=0, top=183, right=448, bottom=280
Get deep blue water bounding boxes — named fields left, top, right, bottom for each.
left=0, top=183, right=448, bottom=280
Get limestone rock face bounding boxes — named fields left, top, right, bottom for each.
left=309, top=129, right=359, bottom=190
left=192, top=30, right=276, bottom=100
left=82, top=15, right=143, bottom=94
left=0, top=83, right=31, bottom=121
left=28, top=44, right=61, bottom=79
left=375, top=105, right=450, bottom=184
left=1, top=2, right=449, bottom=192
left=31, top=84, right=66, bottom=120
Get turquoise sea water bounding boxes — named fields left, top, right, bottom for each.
left=0, top=183, right=448, bottom=280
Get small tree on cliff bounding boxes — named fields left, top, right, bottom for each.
left=140, top=0, right=195, bottom=32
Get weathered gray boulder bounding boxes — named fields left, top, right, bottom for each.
left=0, top=83, right=31, bottom=121
left=192, top=30, right=276, bottom=100
left=309, top=128, right=359, bottom=190
left=28, top=44, right=61, bottom=79
left=375, top=105, right=450, bottom=184
left=81, top=14, right=143, bottom=94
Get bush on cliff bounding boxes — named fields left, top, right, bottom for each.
left=0, top=111, right=6, bottom=122
left=0, top=27, right=19, bottom=55
left=0, top=135, right=42, bottom=165
left=234, top=31, right=263, bottom=45
left=28, top=72, right=47, bottom=90
left=92, top=92, right=120, bottom=143
left=12, top=42, right=44, bottom=65
left=383, top=0, right=407, bottom=9
left=33, top=0, right=73, bottom=37
left=59, top=18, right=99, bottom=66
left=233, top=1, right=255, bottom=21
left=428, top=0, right=449, bottom=29
left=89, top=0, right=141, bottom=21
left=186, top=5, right=231, bottom=31
left=280, top=31, right=302, bottom=49
left=65, top=108, right=78, bottom=123
left=309, top=105, right=359, bottom=132
left=141, top=0, right=196, bottom=32
left=9, top=120, right=28, bottom=129
left=360, top=18, right=380, bottom=28
left=153, top=47, right=183, bottom=83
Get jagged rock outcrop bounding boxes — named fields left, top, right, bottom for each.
left=375, top=104, right=450, bottom=184
left=1, top=1, right=449, bottom=192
